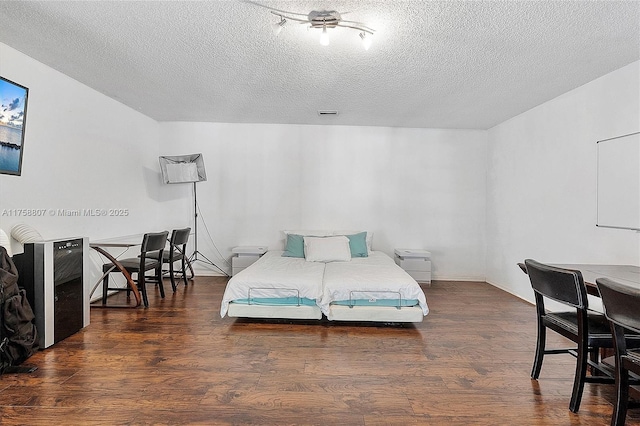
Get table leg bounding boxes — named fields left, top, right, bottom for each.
left=90, top=246, right=142, bottom=308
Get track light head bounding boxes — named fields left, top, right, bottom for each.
left=320, top=24, right=330, bottom=46
left=359, top=32, right=372, bottom=50
left=272, top=16, right=286, bottom=35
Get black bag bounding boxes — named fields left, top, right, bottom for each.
left=0, top=246, right=38, bottom=372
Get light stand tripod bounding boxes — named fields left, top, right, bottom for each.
left=186, top=181, right=226, bottom=277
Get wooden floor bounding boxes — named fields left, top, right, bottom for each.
left=0, top=278, right=638, bottom=425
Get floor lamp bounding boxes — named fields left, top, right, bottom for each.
left=158, top=154, right=224, bottom=276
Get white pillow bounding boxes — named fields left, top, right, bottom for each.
left=303, top=236, right=352, bottom=263
left=282, top=230, right=336, bottom=252
left=0, top=229, right=12, bottom=257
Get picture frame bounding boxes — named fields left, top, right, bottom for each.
left=0, top=76, right=29, bottom=176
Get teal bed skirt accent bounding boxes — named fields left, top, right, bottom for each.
left=233, top=297, right=317, bottom=306
left=232, top=298, right=419, bottom=308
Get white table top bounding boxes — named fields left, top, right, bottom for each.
left=394, top=248, right=431, bottom=258
left=232, top=246, right=268, bottom=255
left=90, top=234, right=144, bottom=248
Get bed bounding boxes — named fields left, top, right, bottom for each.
left=220, top=231, right=429, bottom=323
left=320, top=251, right=428, bottom=322
left=221, top=250, right=325, bottom=320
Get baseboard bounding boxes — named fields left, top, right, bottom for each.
left=191, top=269, right=227, bottom=277
left=485, top=279, right=534, bottom=305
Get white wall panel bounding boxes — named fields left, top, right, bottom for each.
left=0, top=43, right=162, bottom=245
left=0, top=43, right=163, bottom=297
left=486, top=61, right=640, bottom=302
left=159, top=123, right=488, bottom=280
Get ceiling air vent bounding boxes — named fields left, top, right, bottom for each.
left=318, top=110, right=339, bottom=116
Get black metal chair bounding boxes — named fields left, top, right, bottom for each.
left=161, top=227, right=191, bottom=292
left=102, top=231, right=168, bottom=307
left=597, top=277, right=640, bottom=426
left=523, top=259, right=630, bottom=412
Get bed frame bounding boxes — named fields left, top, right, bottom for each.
left=227, top=300, right=423, bottom=322
left=327, top=305, right=424, bottom=322
left=221, top=240, right=428, bottom=323
left=227, top=303, right=322, bottom=320
left=225, top=286, right=425, bottom=323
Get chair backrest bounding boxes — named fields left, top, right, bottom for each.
left=141, top=231, right=169, bottom=254
left=170, top=228, right=191, bottom=247
left=597, top=277, right=640, bottom=334
left=517, top=262, right=527, bottom=274
left=524, top=259, right=588, bottom=309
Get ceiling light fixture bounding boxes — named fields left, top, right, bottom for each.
left=270, top=9, right=375, bottom=49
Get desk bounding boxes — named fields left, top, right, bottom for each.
left=553, top=264, right=639, bottom=292
left=90, top=235, right=143, bottom=308
left=518, top=263, right=640, bottom=296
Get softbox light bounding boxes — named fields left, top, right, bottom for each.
left=159, top=154, right=207, bottom=184
left=157, top=152, right=223, bottom=275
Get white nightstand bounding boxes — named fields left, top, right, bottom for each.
left=231, top=246, right=267, bottom=276
left=394, top=249, right=431, bottom=284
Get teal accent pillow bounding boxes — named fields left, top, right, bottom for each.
left=346, top=232, right=368, bottom=257
left=282, top=233, right=305, bottom=258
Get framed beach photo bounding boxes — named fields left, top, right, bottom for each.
left=0, top=76, right=29, bottom=176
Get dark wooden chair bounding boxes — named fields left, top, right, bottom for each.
left=102, top=231, right=168, bottom=307
left=161, top=227, right=191, bottom=292
left=597, top=277, right=640, bottom=426
left=523, top=259, right=634, bottom=412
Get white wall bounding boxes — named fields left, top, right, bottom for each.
left=0, top=43, right=163, bottom=245
left=0, top=43, right=167, bottom=297
left=486, top=61, right=640, bottom=302
left=159, top=122, right=488, bottom=280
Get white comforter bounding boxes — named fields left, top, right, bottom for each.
left=220, top=251, right=325, bottom=317
left=319, top=251, right=429, bottom=316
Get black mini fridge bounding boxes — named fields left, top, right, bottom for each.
left=15, top=237, right=89, bottom=348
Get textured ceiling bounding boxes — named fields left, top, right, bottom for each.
left=0, top=1, right=638, bottom=130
